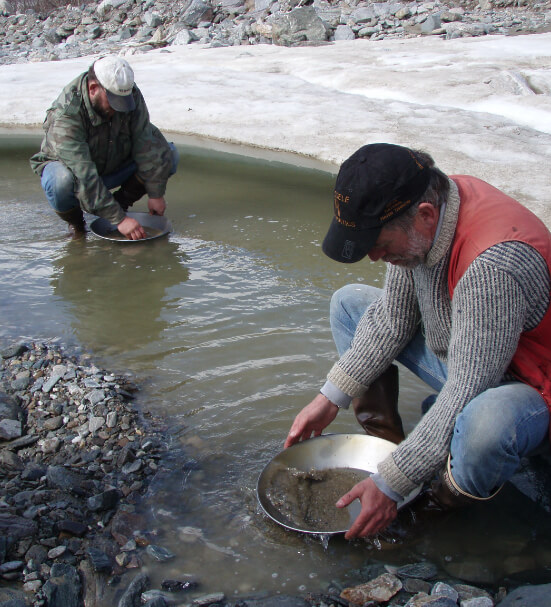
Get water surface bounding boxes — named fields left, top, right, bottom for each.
left=2, top=134, right=551, bottom=601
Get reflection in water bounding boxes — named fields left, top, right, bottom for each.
left=50, top=237, right=189, bottom=355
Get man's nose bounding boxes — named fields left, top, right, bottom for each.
left=368, top=248, right=384, bottom=262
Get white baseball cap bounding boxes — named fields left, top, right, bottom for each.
left=94, top=56, right=136, bottom=112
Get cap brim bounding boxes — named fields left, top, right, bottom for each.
left=322, top=217, right=381, bottom=263
left=105, top=90, right=135, bottom=112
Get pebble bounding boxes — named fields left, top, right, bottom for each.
left=0, top=0, right=549, bottom=67
left=0, top=340, right=167, bottom=606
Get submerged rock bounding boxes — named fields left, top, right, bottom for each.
left=341, top=573, right=402, bottom=604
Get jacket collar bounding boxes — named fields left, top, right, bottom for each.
left=425, top=178, right=460, bottom=268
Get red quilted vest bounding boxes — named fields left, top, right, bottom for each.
left=448, top=175, right=551, bottom=430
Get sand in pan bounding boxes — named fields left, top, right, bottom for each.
left=264, top=463, right=370, bottom=532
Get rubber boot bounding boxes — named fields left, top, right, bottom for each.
left=402, top=456, right=501, bottom=528
left=353, top=364, right=405, bottom=444
left=55, top=207, right=87, bottom=238
left=112, top=174, right=147, bottom=211
left=430, top=457, right=501, bottom=508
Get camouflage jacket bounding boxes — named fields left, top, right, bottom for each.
left=30, top=72, right=172, bottom=224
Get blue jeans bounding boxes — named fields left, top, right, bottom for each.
left=40, top=143, right=179, bottom=212
left=330, top=283, right=550, bottom=497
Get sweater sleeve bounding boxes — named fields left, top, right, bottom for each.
left=378, top=244, right=547, bottom=497
left=326, top=265, right=420, bottom=397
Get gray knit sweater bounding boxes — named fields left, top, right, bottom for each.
left=326, top=179, right=551, bottom=498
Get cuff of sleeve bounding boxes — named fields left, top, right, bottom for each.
left=98, top=202, right=126, bottom=226
left=371, top=473, right=403, bottom=503
left=144, top=181, right=167, bottom=199
left=378, top=453, right=420, bottom=498
left=320, top=381, right=352, bottom=409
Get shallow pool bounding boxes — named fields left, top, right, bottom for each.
left=2, top=133, right=551, bottom=602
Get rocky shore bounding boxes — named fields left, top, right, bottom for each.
left=0, top=0, right=550, bottom=65
left=2, top=340, right=551, bottom=607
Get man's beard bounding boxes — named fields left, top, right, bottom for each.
left=91, top=96, right=114, bottom=120
left=383, top=225, right=433, bottom=269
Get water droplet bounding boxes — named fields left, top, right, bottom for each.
left=318, top=534, right=331, bottom=550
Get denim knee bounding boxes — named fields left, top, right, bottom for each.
left=450, top=383, right=549, bottom=496
left=41, top=162, right=79, bottom=212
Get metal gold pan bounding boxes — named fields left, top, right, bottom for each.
left=90, top=211, right=172, bottom=242
left=257, top=433, right=421, bottom=535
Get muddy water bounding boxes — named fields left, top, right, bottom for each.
left=2, top=133, right=551, bottom=600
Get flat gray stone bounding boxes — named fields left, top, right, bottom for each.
left=498, top=583, right=551, bottom=606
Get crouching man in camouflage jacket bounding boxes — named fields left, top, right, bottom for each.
left=30, top=55, right=179, bottom=240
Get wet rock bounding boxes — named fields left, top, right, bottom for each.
left=498, top=583, right=551, bottom=606
left=42, top=563, right=81, bottom=607
left=25, top=543, right=49, bottom=567
left=141, top=589, right=174, bottom=604
left=1, top=343, right=28, bottom=359
left=145, top=544, right=175, bottom=562
left=0, top=561, right=24, bottom=575
left=118, top=572, right=150, bottom=607
left=57, top=519, right=88, bottom=537
left=397, top=562, right=438, bottom=580
left=143, top=597, right=170, bottom=607
left=161, top=577, right=199, bottom=592
left=454, top=584, right=493, bottom=601
left=0, top=513, right=38, bottom=542
left=461, top=597, right=494, bottom=607
left=0, top=450, right=24, bottom=471
left=0, top=418, right=22, bottom=439
left=190, top=593, right=226, bottom=606
left=21, top=462, right=47, bottom=481
left=241, top=597, right=310, bottom=606
left=47, top=545, right=67, bottom=559
left=87, top=488, right=121, bottom=512
left=341, top=573, right=402, bottom=604
left=0, top=588, right=27, bottom=607
left=110, top=510, right=147, bottom=546
left=46, top=466, right=84, bottom=493
left=403, top=578, right=433, bottom=594
left=431, top=582, right=458, bottom=602
left=86, top=547, right=113, bottom=573
left=443, top=559, right=496, bottom=585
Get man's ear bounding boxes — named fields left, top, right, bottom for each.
left=88, top=80, right=101, bottom=98
left=417, top=202, right=439, bottom=228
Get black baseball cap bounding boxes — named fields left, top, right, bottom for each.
left=322, top=143, right=431, bottom=263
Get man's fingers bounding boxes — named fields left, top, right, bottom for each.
left=345, top=510, right=383, bottom=539
left=283, top=435, right=296, bottom=449
left=336, top=486, right=360, bottom=509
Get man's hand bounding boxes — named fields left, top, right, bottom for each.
left=148, top=197, right=166, bottom=216
left=117, top=216, right=147, bottom=240
left=284, top=393, right=339, bottom=449
left=336, top=477, right=398, bottom=539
